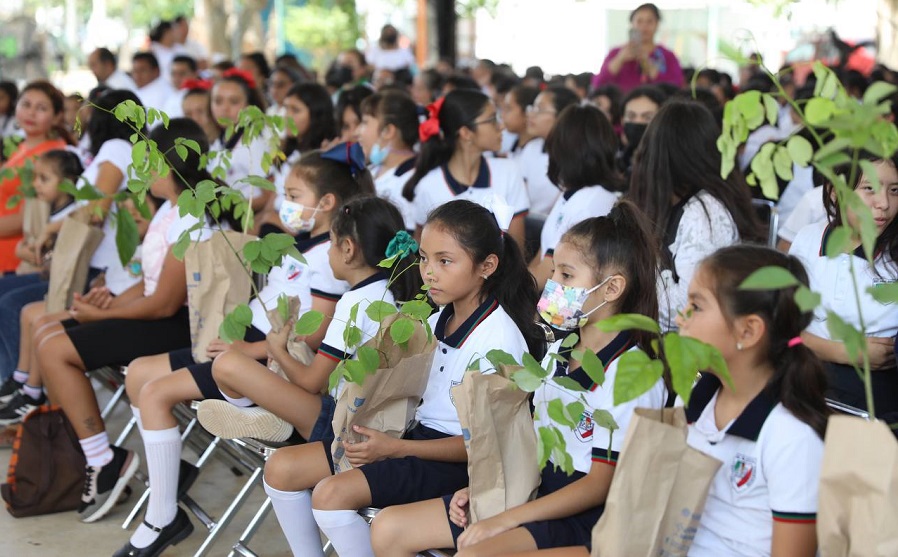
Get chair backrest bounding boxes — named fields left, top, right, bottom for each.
left=751, top=198, right=779, bottom=248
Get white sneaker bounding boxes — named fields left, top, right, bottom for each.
left=196, top=400, right=294, bottom=442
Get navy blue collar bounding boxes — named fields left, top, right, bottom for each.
left=819, top=222, right=878, bottom=260
left=554, top=330, right=635, bottom=391
left=394, top=156, right=417, bottom=177
left=295, top=231, right=330, bottom=253
left=685, top=374, right=778, bottom=441
left=351, top=271, right=388, bottom=292
left=434, top=295, right=500, bottom=349
left=441, top=156, right=491, bottom=195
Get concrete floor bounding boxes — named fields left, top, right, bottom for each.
left=0, top=383, right=292, bottom=557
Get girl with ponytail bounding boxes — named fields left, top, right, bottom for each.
left=675, top=244, right=827, bottom=557
left=401, top=89, right=530, bottom=250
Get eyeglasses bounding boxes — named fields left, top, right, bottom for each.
left=526, top=105, right=556, bottom=116
left=470, top=114, right=501, bottom=127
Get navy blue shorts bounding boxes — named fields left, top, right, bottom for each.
left=173, top=326, right=266, bottom=401
left=315, top=394, right=337, bottom=470
left=360, top=424, right=468, bottom=508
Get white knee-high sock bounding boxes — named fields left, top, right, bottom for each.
left=130, top=405, right=144, bottom=435
left=129, top=427, right=181, bottom=548
left=264, top=480, right=325, bottom=557
left=312, top=509, right=375, bottom=557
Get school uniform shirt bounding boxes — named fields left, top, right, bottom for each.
left=499, top=129, right=518, bottom=157
left=539, top=185, right=619, bottom=259
left=411, top=156, right=529, bottom=227
left=686, top=374, right=824, bottom=557
left=776, top=164, right=815, bottom=225
left=102, top=70, right=137, bottom=92
left=209, top=131, right=271, bottom=202
left=248, top=231, right=348, bottom=334
left=81, top=138, right=142, bottom=295
left=515, top=138, right=560, bottom=216
left=136, top=75, right=176, bottom=114
left=658, top=190, right=739, bottom=332
left=533, top=331, right=667, bottom=473
left=141, top=199, right=208, bottom=297
left=162, top=88, right=187, bottom=119
left=777, top=186, right=826, bottom=243
left=416, top=296, right=529, bottom=436
left=48, top=200, right=78, bottom=223
left=374, top=157, right=416, bottom=231
left=319, top=273, right=394, bottom=399
left=789, top=220, right=898, bottom=339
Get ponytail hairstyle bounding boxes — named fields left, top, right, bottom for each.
left=19, top=80, right=76, bottom=146
left=822, top=149, right=898, bottom=270
left=38, top=149, right=85, bottom=185
left=292, top=145, right=375, bottom=211
left=360, top=91, right=419, bottom=149
left=331, top=195, right=423, bottom=302
left=701, top=245, right=830, bottom=439
left=402, top=89, right=491, bottom=201
left=88, top=89, right=146, bottom=157
left=281, top=82, right=336, bottom=159
left=561, top=200, right=659, bottom=355
left=424, top=199, right=546, bottom=359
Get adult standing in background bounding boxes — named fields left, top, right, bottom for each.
left=174, top=15, right=209, bottom=71
left=133, top=52, right=175, bottom=115
left=87, top=48, right=137, bottom=92
left=367, top=24, right=416, bottom=74
left=592, top=3, right=684, bottom=93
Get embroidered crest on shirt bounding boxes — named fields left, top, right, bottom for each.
left=575, top=410, right=594, bottom=442
left=730, top=453, right=757, bottom=492
left=449, top=379, right=463, bottom=406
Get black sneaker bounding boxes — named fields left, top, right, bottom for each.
left=78, top=445, right=140, bottom=523
left=0, top=376, right=23, bottom=404
left=0, top=391, right=45, bottom=426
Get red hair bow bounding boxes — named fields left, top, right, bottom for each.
left=181, top=78, right=213, bottom=91
left=419, top=96, right=445, bottom=143
left=222, top=68, right=257, bottom=90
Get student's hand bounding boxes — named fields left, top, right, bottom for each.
left=207, top=338, right=238, bottom=359
left=342, top=425, right=398, bottom=466
left=447, top=488, right=470, bottom=528
left=868, top=336, right=896, bottom=369
left=69, top=298, right=107, bottom=323
left=456, top=512, right=518, bottom=549
left=266, top=320, right=294, bottom=356
left=76, top=286, right=114, bottom=309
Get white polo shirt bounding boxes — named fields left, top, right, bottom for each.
left=539, top=185, right=619, bottom=259
left=410, top=156, right=529, bottom=227
left=778, top=186, right=826, bottom=243
left=373, top=156, right=416, bottom=231
left=515, top=137, right=560, bottom=216
left=249, top=231, right=349, bottom=334
left=789, top=221, right=898, bottom=339
left=136, top=76, right=176, bottom=114
left=209, top=130, right=271, bottom=202
left=103, top=70, right=137, bottom=92
left=533, top=331, right=667, bottom=473
left=319, top=273, right=394, bottom=399
left=416, top=297, right=530, bottom=436
left=686, top=374, right=824, bottom=557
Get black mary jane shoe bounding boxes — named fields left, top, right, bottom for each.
left=112, top=507, right=194, bottom=557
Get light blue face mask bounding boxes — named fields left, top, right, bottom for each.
left=369, top=141, right=389, bottom=166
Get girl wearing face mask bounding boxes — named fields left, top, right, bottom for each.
left=369, top=201, right=668, bottom=557
left=357, top=91, right=418, bottom=231
left=617, top=85, right=666, bottom=179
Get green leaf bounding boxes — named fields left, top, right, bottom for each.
left=522, top=352, right=550, bottom=378
left=219, top=314, right=245, bottom=343
left=825, top=311, right=866, bottom=364
left=343, top=359, right=367, bottom=384
left=578, top=349, right=605, bottom=387
left=399, top=299, right=433, bottom=322
left=552, top=376, right=588, bottom=392
left=181, top=138, right=202, bottom=155
left=132, top=141, right=148, bottom=166
left=592, top=409, right=619, bottom=432
left=511, top=362, right=545, bottom=392
left=740, top=266, right=800, bottom=290
left=243, top=240, right=261, bottom=261
left=613, top=349, right=664, bottom=405
left=863, top=81, right=898, bottom=105
left=365, top=300, right=398, bottom=323
left=665, top=334, right=717, bottom=406
left=115, top=206, right=140, bottom=267
left=786, top=135, right=813, bottom=167
left=794, top=285, right=822, bottom=312
left=357, top=345, right=381, bottom=373
left=195, top=180, right=216, bottom=203
left=277, top=294, right=290, bottom=323
left=763, top=94, right=780, bottom=126
left=344, top=325, right=363, bottom=349
left=859, top=159, right=883, bottom=193
left=560, top=332, right=579, bottom=348
left=824, top=225, right=854, bottom=257
left=547, top=398, right=578, bottom=428
left=378, top=254, right=399, bottom=268
left=172, top=230, right=193, bottom=260
left=485, top=349, right=519, bottom=369
left=389, top=317, right=415, bottom=344
left=295, top=310, right=325, bottom=336
left=773, top=145, right=794, bottom=182
left=232, top=304, right=253, bottom=326
left=594, top=313, right=660, bottom=334
left=805, top=97, right=835, bottom=126
left=868, top=282, right=898, bottom=304
left=175, top=144, right=188, bottom=161
left=239, top=175, right=276, bottom=192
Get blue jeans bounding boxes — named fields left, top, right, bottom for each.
left=0, top=273, right=48, bottom=379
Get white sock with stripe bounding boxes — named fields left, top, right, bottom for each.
left=312, top=509, right=374, bottom=557
left=12, top=370, right=28, bottom=384
left=130, top=426, right=181, bottom=548
left=79, top=431, right=113, bottom=468
left=264, top=480, right=325, bottom=557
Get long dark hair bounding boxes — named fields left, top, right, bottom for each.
left=702, top=245, right=829, bottom=439
left=88, top=89, right=145, bottom=157
left=424, top=199, right=545, bottom=359
left=546, top=104, right=622, bottom=194
left=282, top=83, right=336, bottom=159
left=823, top=150, right=898, bottom=268
left=0, top=81, right=17, bottom=118
left=361, top=91, right=419, bottom=149
left=402, top=89, right=491, bottom=201
left=331, top=195, right=423, bottom=302
left=562, top=200, right=659, bottom=355
left=292, top=149, right=375, bottom=206
left=20, top=80, right=75, bottom=146
left=39, top=149, right=84, bottom=184
left=627, top=99, right=764, bottom=243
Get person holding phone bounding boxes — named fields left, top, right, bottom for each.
left=593, top=3, right=684, bottom=93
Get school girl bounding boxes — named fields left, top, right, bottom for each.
left=627, top=99, right=762, bottom=331
left=113, top=144, right=370, bottom=557
left=500, top=85, right=538, bottom=160
left=208, top=69, right=272, bottom=212
left=789, top=151, right=898, bottom=418
left=402, top=89, right=530, bottom=250
left=528, top=104, right=624, bottom=291
left=516, top=86, right=579, bottom=216
left=336, top=84, right=374, bottom=142
left=356, top=90, right=418, bottom=230
left=181, top=86, right=220, bottom=145
left=370, top=201, right=667, bottom=557
left=254, top=199, right=544, bottom=557
left=36, top=119, right=217, bottom=525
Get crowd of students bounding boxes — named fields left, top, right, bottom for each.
left=0, top=3, right=896, bottom=556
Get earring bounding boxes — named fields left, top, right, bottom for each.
left=736, top=342, right=744, bottom=351
left=481, top=274, right=488, bottom=280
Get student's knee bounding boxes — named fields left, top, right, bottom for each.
left=211, top=350, right=241, bottom=383
left=370, top=507, right=405, bottom=554
left=311, top=474, right=354, bottom=510
left=138, top=377, right=179, bottom=412
left=264, top=450, right=299, bottom=491
left=125, top=355, right=164, bottom=401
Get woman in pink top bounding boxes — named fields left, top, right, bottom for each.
left=593, top=3, right=684, bottom=94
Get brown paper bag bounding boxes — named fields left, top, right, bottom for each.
left=45, top=216, right=104, bottom=313
left=818, top=415, right=898, bottom=557
left=265, top=295, right=315, bottom=378
left=591, top=407, right=721, bottom=557
left=16, top=199, right=50, bottom=275
left=330, top=315, right=436, bottom=473
left=451, top=365, right=540, bottom=522
left=185, top=231, right=255, bottom=363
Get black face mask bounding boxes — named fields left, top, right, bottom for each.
left=623, top=122, right=648, bottom=148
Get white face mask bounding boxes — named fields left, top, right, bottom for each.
left=279, top=199, right=320, bottom=233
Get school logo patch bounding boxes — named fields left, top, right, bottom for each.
left=449, top=379, right=462, bottom=406
left=730, top=453, right=757, bottom=492
left=575, top=411, right=594, bottom=442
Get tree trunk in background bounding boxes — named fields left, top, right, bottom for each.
left=203, top=0, right=233, bottom=57
left=234, top=0, right=268, bottom=53
left=878, top=0, right=898, bottom=67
